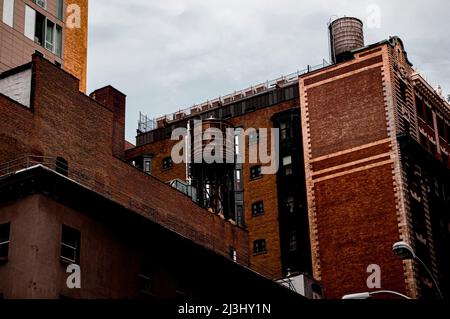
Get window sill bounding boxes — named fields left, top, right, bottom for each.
left=250, top=176, right=263, bottom=182
left=253, top=251, right=267, bottom=256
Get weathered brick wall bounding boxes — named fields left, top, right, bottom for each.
left=63, top=0, right=88, bottom=93
left=300, top=44, right=408, bottom=298
left=0, top=55, right=249, bottom=267
left=126, top=99, right=298, bottom=279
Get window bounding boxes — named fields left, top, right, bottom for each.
left=252, top=201, right=264, bottom=217
left=235, top=169, right=242, bottom=190
left=416, top=97, right=425, bottom=119
left=60, top=225, right=80, bottom=264
left=0, top=223, right=11, bottom=264
left=437, top=117, right=447, bottom=141
left=253, top=239, right=266, bottom=254
left=236, top=205, right=244, bottom=228
left=32, top=0, right=47, bottom=9
left=283, top=156, right=293, bottom=176
left=250, top=165, right=262, bottom=180
left=138, top=257, right=154, bottom=298
left=289, top=231, right=297, bottom=252
left=56, top=0, right=64, bottom=20
left=286, top=195, right=295, bottom=213
left=280, top=122, right=291, bottom=141
left=229, top=248, right=237, bottom=262
left=24, top=6, right=62, bottom=57
left=249, top=129, right=259, bottom=145
left=399, top=81, right=407, bottom=103
left=162, top=157, right=173, bottom=170
left=143, top=156, right=152, bottom=175
left=425, top=106, right=434, bottom=128
left=2, top=0, right=14, bottom=27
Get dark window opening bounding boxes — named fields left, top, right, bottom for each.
left=250, top=166, right=262, bottom=180
left=399, top=81, right=407, bottom=103
left=252, top=201, right=265, bottom=217
left=425, top=106, right=434, bottom=128
left=436, top=117, right=447, bottom=141
left=286, top=195, right=295, bottom=213
left=283, top=156, right=293, bottom=176
left=416, top=97, right=425, bottom=119
left=236, top=205, right=245, bottom=228
left=60, top=225, right=80, bottom=264
left=280, top=122, right=291, bottom=141
left=34, top=11, right=46, bottom=46
left=162, top=157, right=173, bottom=170
left=289, top=231, right=298, bottom=252
left=56, top=157, right=69, bottom=176
left=0, top=223, right=11, bottom=264
left=253, top=239, right=266, bottom=254
left=138, top=257, right=155, bottom=298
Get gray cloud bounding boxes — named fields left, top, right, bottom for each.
left=87, top=0, right=450, bottom=142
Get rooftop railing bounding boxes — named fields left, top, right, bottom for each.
left=138, top=60, right=331, bottom=133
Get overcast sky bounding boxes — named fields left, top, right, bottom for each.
left=87, top=0, right=450, bottom=143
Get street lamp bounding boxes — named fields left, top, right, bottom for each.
left=342, top=290, right=411, bottom=300
left=392, top=241, right=444, bottom=300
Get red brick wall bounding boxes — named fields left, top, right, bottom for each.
left=300, top=46, right=407, bottom=298
left=126, top=99, right=298, bottom=279
left=0, top=55, right=249, bottom=267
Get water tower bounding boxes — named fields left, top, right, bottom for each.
left=329, top=17, right=365, bottom=64
left=189, top=118, right=237, bottom=222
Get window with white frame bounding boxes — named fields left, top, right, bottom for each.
left=2, top=0, right=14, bottom=27
left=60, top=225, right=80, bottom=264
left=24, top=5, right=62, bottom=57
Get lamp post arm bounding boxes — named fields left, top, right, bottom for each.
left=415, top=256, right=444, bottom=300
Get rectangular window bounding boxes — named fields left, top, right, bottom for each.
left=252, top=201, right=264, bottom=217
left=162, top=157, right=173, bottom=170
left=45, top=19, right=55, bottom=53
left=425, top=106, right=434, bottom=128
left=55, top=25, right=62, bottom=57
left=143, top=156, right=152, bottom=175
left=236, top=205, right=244, bottom=228
left=2, top=0, right=14, bottom=27
left=0, top=223, right=11, bottom=264
left=60, top=225, right=80, bottom=264
left=280, top=122, right=291, bottom=141
left=250, top=165, right=262, bottom=180
left=289, top=231, right=297, bottom=252
left=399, top=81, right=407, bottom=103
left=283, top=156, right=293, bottom=176
left=286, top=195, right=295, bottom=213
left=253, top=239, right=266, bottom=254
left=24, top=5, right=36, bottom=40
left=437, top=117, right=446, bottom=141
left=416, top=97, right=425, bottom=119
left=235, top=169, right=242, bottom=190
left=56, top=0, right=64, bottom=20
left=138, top=257, right=154, bottom=298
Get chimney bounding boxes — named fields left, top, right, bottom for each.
left=90, top=86, right=127, bottom=159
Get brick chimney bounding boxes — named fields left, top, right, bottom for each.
left=90, top=86, right=126, bottom=159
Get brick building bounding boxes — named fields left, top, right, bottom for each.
left=127, top=19, right=449, bottom=299
left=0, top=54, right=304, bottom=300
left=0, top=0, right=88, bottom=92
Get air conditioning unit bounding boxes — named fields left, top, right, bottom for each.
left=277, top=273, right=325, bottom=299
